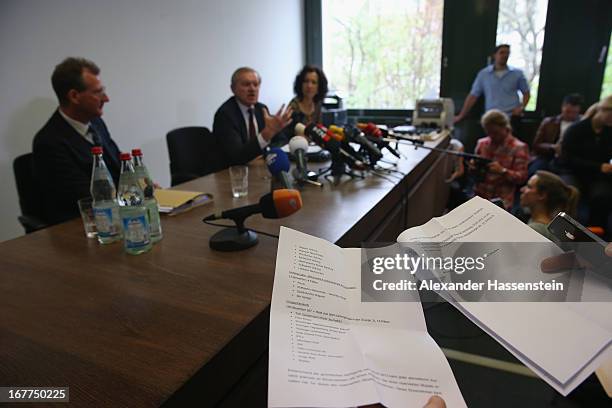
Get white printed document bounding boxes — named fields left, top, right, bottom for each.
left=269, top=227, right=466, bottom=408
left=397, top=196, right=612, bottom=396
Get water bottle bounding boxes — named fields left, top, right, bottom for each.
left=117, top=152, right=152, bottom=255
left=90, top=146, right=122, bottom=244
left=132, top=148, right=163, bottom=243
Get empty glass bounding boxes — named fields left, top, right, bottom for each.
left=77, top=197, right=97, bottom=238
left=229, top=165, right=248, bottom=198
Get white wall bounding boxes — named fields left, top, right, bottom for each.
left=0, top=0, right=304, bottom=242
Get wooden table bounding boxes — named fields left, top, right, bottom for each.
left=0, top=138, right=450, bottom=407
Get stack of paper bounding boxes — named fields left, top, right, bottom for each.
left=153, top=189, right=213, bottom=216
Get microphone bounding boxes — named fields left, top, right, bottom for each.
left=345, top=127, right=383, bottom=161
left=265, top=147, right=293, bottom=190
left=362, top=130, right=401, bottom=159
left=204, top=189, right=302, bottom=222
left=289, top=136, right=309, bottom=181
left=205, top=189, right=303, bottom=251
left=327, top=125, right=346, bottom=142
left=357, top=122, right=383, bottom=138
left=295, top=123, right=365, bottom=170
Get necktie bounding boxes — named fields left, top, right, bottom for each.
left=248, top=108, right=256, bottom=141
left=88, top=125, right=102, bottom=146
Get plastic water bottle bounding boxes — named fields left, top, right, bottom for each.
left=117, top=152, right=152, bottom=255
left=90, top=146, right=122, bottom=244
left=132, top=149, right=163, bottom=243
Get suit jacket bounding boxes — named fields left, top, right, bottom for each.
left=212, top=96, right=270, bottom=168
left=532, top=115, right=561, bottom=158
left=32, top=110, right=121, bottom=224
left=561, top=117, right=612, bottom=180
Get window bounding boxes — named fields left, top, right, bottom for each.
left=496, top=0, right=549, bottom=111
left=600, top=34, right=612, bottom=99
left=322, top=0, right=443, bottom=109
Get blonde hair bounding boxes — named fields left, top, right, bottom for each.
left=535, top=170, right=580, bottom=218
left=584, top=94, right=612, bottom=118
left=584, top=102, right=598, bottom=118
left=481, top=109, right=511, bottom=130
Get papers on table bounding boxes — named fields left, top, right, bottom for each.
left=153, top=189, right=213, bottom=216
left=397, top=196, right=612, bottom=396
left=269, top=227, right=466, bottom=408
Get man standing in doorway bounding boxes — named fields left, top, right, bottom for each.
left=454, top=44, right=530, bottom=128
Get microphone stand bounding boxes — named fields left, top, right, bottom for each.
left=318, top=154, right=365, bottom=185
left=293, top=172, right=324, bottom=188
left=209, top=215, right=259, bottom=251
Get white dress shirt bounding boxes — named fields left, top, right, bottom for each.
left=58, top=108, right=94, bottom=144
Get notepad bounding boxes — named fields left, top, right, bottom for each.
left=153, top=189, right=213, bottom=216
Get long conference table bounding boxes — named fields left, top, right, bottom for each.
left=0, top=137, right=453, bottom=406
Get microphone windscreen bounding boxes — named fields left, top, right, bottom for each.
left=265, top=147, right=291, bottom=174
left=328, top=125, right=345, bottom=140
left=289, top=136, right=309, bottom=153
left=271, top=189, right=303, bottom=218
left=294, top=123, right=306, bottom=136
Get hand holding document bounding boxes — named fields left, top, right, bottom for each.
left=397, top=196, right=612, bottom=396
left=269, top=227, right=466, bottom=408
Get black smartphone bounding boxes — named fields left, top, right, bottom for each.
left=547, top=212, right=610, bottom=274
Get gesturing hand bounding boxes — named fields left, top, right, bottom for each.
left=261, top=104, right=294, bottom=141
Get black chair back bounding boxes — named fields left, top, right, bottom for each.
left=13, top=153, right=48, bottom=233
left=166, top=126, right=223, bottom=186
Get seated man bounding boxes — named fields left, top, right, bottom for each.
left=473, top=109, right=529, bottom=210
left=213, top=67, right=292, bottom=168
left=33, top=57, right=121, bottom=225
left=529, top=93, right=583, bottom=176
left=561, top=95, right=612, bottom=235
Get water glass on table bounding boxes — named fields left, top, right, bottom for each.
left=77, top=197, right=97, bottom=238
left=229, top=165, right=248, bottom=198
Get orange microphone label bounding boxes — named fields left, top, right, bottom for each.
left=273, top=189, right=303, bottom=217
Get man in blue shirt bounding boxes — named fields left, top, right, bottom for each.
left=454, top=44, right=530, bottom=123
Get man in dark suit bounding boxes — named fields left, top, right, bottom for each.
left=213, top=67, right=292, bottom=168
left=33, top=57, right=121, bottom=225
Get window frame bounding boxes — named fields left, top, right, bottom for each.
left=305, top=0, right=612, bottom=122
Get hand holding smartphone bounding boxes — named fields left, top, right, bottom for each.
left=546, top=212, right=611, bottom=276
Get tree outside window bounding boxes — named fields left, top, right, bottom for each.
left=600, top=34, right=612, bottom=99
left=322, top=0, right=443, bottom=109
left=496, top=0, right=549, bottom=111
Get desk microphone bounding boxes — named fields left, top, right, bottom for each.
left=289, top=136, right=309, bottom=180
left=265, top=147, right=293, bottom=190
left=204, top=189, right=302, bottom=222
left=289, top=136, right=323, bottom=187
left=355, top=124, right=401, bottom=159
left=295, top=123, right=365, bottom=170
left=343, top=127, right=383, bottom=162
left=204, top=189, right=303, bottom=251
